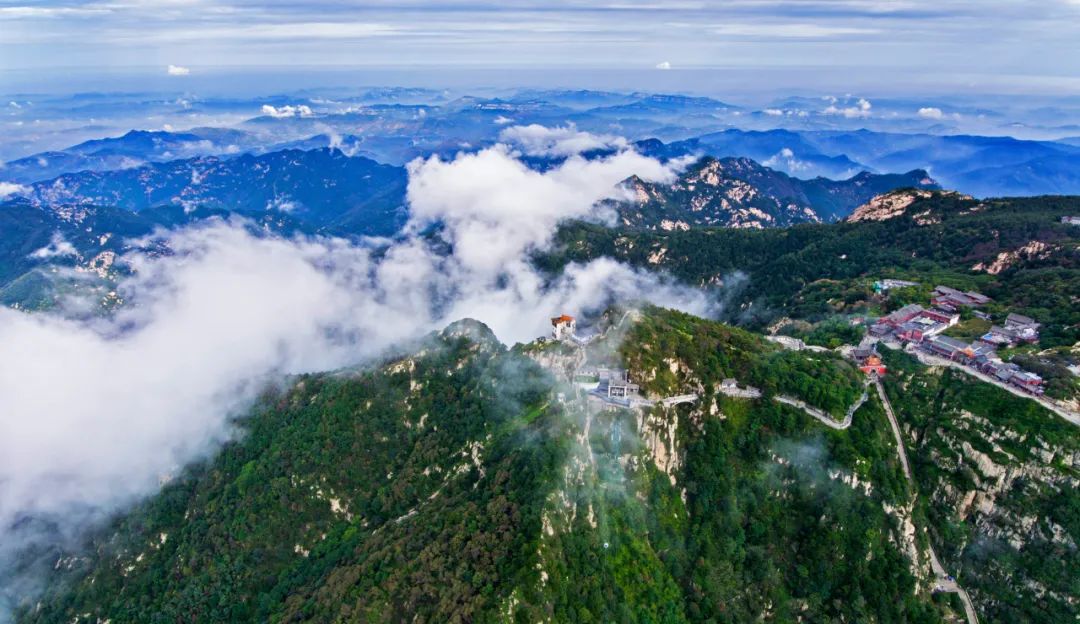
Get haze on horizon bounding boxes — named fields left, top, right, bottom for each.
left=2, top=0, right=1080, bottom=97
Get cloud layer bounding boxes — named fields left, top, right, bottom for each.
left=0, top=135, right=709, bottom=614
left=2, top=1, right=1078, bottom=95
left=498, top=124, right=629, bottom=158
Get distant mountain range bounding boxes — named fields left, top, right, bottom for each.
left=10, top=145, right=936, bottom=242
left=0, top=130, right=257, bottom=184
left=613, top=156, right=937, bottom=229
left=20, top=148, right=408, bottom=236
left=636, top=130, right=1080, bottom=196
left=0, top=146, right=944, bottom=311
left=5, top=90, right=1080, bottom=198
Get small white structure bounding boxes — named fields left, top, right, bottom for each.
left=767, top=335, right=805, bottom=351
left=719, top=378, right=762, bottom=399
left=551, top=314, right=576, bottom=341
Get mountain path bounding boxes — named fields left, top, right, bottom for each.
left=910, top=347, right=1080, bottom=427
left=874, top=378, right=979, bottom=624
left=773, top=383, right=869, bottom=430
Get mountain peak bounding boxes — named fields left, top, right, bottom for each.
left=613, top=155, right=942, bottom=229
left=846, top=188, right=970, bottom=222
left=439, top=318, right=502, bottom=350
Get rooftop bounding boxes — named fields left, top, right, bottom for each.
left=1005, top=312, right=1038, bottom=327
left=929, top=335, right=970, bottom=351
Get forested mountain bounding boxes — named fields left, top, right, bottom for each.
left=20, top=148, right=408, bottom=236
left=0, top=130, right=259, bottom=184
left=613, top=156, right=937, bottom=229
left=543, top=193, right=1080, bottom=347
left=879, top=348, right=1079, bottom=623
left=16, top=308, right=1076, bottom=623
left=0, top=196, right=324, bottom=311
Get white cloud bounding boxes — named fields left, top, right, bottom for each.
left=824, top=97, right=872, bottom=118
left=166, top=64, right=190, bottom=76
left=498, top=123, right=628, bottom=158
left=763, top=147, right=811, bottom=174
left=405, top=143, right=677, bottom=282
left=493, top=115, right=514, bottom=125
left=266, top=196, right=299, bottom=212
left=29, top=232, right=77, bottom=259
left=763, top=108, right=784, bottom=116
left=0, top=6, right=108, bottom=18
left=918, top=106, right=944, bottom=119
left=655, top=61, right=672, bottom=70
left=260, top=104, right=314, bottom=118
left=0, top=182, right=28, bottom=199
left=0, top=133, right=712, bottom=597
left=712, top=23, right=878, bottom=38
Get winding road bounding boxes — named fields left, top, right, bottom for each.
left=910, top=347, right=1080, bottom=427
left=874, top=378, right=979, bottom=624
left=781, top=373, right=979, bottom=624
left=773, top=384, right=869, bottom=430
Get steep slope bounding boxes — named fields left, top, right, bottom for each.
left=20, top=148, right=408, bottom=236
left=16, top=310, right=972, bottom=623
left=613, top=156, right=937, bottom=229
left=14, top=320, right=567, bottom=623
left=847, top=189, right=973, bottom=222
left=880, top=349, right=1080, bottom=623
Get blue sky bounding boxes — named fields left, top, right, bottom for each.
left=2, top=0, right=1079, bottom=94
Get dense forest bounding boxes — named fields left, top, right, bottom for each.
left=10, top=190, right=1080, bottom=622
left=539, top=194, right=1080, bottom=347
left=880, top=348, right=1080, bottom=623
left=17, top=320, right=566, bottom=622
left=20, top=310, right=1040, bottom=623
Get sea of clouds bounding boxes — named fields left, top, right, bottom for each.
left=0, top=125, right=714, bottom=617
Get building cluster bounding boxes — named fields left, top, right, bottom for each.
left=930, top=285, right=992, bottom=312
left=592, top=367, right=641, bottom=399
left=867, top=285, right=1045, bottom=395
left=868, top=302, right=959, bottom=342
left=577, top=366, right=651, bottom=409
left=981, top=313, right=1041, bottom=347
left=1062, top=216, right=1080, bottom=226
left=922, top=337, right=1045, bottom=394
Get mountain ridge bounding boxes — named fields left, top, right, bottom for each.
left=613, top=155, right=938, bottom=229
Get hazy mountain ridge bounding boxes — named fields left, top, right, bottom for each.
left=640, top=129, right=1080, bottom=195
left=19, top=148, right=408, bottom=236
left=6, top=90, right=1080, bottom=197
left=613, top=156, right=937, bottom=229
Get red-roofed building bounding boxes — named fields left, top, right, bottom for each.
left=859, top=354, right=888, bottom=376
left=551, top=314, right=576, bottom=340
